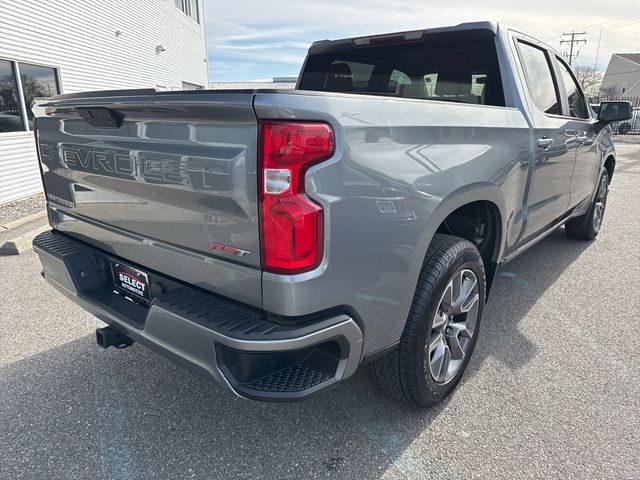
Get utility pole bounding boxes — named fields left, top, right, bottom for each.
left=593, top=29, right=603, bottom=70
left=560, top=31, right=587, bottom=65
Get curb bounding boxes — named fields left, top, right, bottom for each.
left=0, top=210, right=47, bottom=231
left=0, top=224, right=49, bottom=256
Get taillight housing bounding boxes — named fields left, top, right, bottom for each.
left=259, top=121, right=335, bottom=274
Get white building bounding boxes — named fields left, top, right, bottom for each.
left=209, top=77, right=298, bottom=90
left=600, top=54, right=640, bottom=98
left=0, top=0, right=208, bottom=204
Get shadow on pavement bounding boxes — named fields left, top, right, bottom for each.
left=0, top=229, right=591, bottom=480
left=469, top=227, right=591, bottom=375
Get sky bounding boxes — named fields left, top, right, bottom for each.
left=203, top=0, right=640, bottom=82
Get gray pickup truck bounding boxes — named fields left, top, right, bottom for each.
left=32, top=22, right=632, bottom=407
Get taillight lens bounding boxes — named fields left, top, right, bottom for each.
left=259, top=121, right=335, bottom=274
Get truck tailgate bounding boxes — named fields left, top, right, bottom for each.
left=33, top=90, right=262, bottom=304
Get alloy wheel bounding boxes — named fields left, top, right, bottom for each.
left=593, top=175, right=608, bottom=233
left=426, top=269, right=480, bottom=384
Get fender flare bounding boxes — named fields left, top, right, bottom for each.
left=406, top=183, right=509, bottom=296
left=601, top=147, right=616, bottom=177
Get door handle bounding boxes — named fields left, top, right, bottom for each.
left=564, top=129, right=588, bottom=144
left=537, top=137, right=553, bottom=150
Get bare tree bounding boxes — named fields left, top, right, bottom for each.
left=573, top=66, right=603, bottom=98
left=599, top=83, right=618, bottom=100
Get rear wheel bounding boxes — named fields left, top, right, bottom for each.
left=565, top=171, right=609, bottom=241
left=372, top=234, right=486, bottom=407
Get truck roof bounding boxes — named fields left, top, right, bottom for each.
left=307, top=21, right=560, bottom=58
left=308, top=21, right=499, bottom=53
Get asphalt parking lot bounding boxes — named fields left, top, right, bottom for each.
left=1, top=142, right=639, bottom=480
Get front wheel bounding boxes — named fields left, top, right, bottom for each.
left=565, top=171, right=609, bottom=241
left=372, top=234, right=486, bottom=407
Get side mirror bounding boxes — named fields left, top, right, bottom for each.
left=598, top=101, right=633, bottom=123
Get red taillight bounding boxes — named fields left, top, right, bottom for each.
left=259, top=121, right=335, bottom=274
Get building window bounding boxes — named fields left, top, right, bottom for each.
left=18, top=63, right=60, bottom=124
left=0, top=60, right=24, bottom=133
left=175, top=0, right=199, bottom=23
left=0, top=59, right=60, bottom=133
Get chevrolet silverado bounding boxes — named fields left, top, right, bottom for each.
left=32, top=22, right=632, bottom=406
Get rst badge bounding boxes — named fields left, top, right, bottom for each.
left=209, top=242, right=251, bottom=257
left=110, top=261, right=151, bottom=302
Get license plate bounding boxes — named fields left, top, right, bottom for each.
left=110, top=260, right=150, bottom=302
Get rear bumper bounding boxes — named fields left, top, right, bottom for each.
left=33, top=230, right=363, bottom=401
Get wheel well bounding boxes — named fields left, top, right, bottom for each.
left=604, top=155, right=615, bottom=182
left=435, top=201, right=501, bottom=289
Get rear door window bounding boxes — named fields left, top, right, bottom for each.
left=471, top=74, right=487, bottom=96
left=517, top=42, right=561, bottom=115
left=388, top=69, right=411, bottom=93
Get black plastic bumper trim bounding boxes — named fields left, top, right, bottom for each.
left=33, top=230, right=363, bottom=401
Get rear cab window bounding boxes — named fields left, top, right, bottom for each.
left=299, top=31, right=505, bottom=107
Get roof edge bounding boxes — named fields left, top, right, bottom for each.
left=613, top=53, right=640, bottom=66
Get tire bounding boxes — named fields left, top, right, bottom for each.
left=565, top=171, right=609, bottom=241
left=372, top=234, right=486, bottom=407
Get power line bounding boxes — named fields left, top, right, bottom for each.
left=560, top=31, right=587, bottom=65
left=544, top=15, right=640, bottom=44
left=583, top=14, right=640, bottom=31
left=542, top=17, right=639, bottom=74
left=581, top=14, right=640, bottom=32
left=591, top=18, right=640, bottom=33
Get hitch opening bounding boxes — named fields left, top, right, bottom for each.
left=96, top=326, right=134, bottom=349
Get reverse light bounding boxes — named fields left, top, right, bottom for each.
left=259, top=121, right=335, bottom=274
left=264, top=168, right=291, bottom=194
